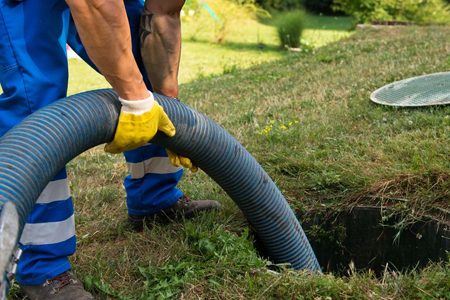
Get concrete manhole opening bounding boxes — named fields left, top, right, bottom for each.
left=253, top=206, right=449, bottom=275
left=300, top=206, right=449, bottom=275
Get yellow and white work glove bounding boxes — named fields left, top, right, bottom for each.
left=105, top=91, right=175, bottom=153
left=166, top=149, right=198, bottom=172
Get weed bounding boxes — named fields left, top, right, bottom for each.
left=84, top=275, right=127, bottom=300
left=137, top=223, right=267, bottom=299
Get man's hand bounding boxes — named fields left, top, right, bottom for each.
left=166, top=149, right=198, bottom=172
left=105, top=92, right=175, bottom=153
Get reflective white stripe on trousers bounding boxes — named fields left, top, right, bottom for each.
left=127, top=156, right=183, bottom=179
left=36, top=178, right=70, bottom=204
left=19, top=177, right=75, bottom=245
left=20, top=214, right=75, bottom=245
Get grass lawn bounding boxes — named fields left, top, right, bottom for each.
left=7, top=13, right=450, bottom=300
left=67, top=13, right=354, bottom=91
left=178, top=14, right=354, bottom=83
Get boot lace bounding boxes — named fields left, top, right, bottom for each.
left=43, top=272, right=76, bottom=294
left=179, top=195, right=191, bottom=208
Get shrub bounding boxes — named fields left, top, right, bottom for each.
left=273, top=10, right=305, bottom=48
left=333, top=0, right=450, bottom=25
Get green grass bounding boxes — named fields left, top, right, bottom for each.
left=175, top=26, right=450, bottom=247
left=178, top=12, right=354, bottom=84
left=67, top=13, right=354, bottom=93
left=6, top=12, right=450, bottom=300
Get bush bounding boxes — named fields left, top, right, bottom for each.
left=273, top=10, right=305, bottom=48
left=333, top=0, right=450, bottom=25
left=301, top=0, right=336, bottom=15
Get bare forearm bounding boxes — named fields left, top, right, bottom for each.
left=141, top=1, right=184, bottom=97
left=66, top=0, right=148, bottom=100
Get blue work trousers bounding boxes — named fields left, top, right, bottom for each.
left=0, top=0, right=183, bottom=285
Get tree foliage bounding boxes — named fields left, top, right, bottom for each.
left=333, top=0, right=450, bottom=24
left=302, top=0, right=336, bottom=14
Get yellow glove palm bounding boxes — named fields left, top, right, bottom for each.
left=105, top=93, right=175, bottom=154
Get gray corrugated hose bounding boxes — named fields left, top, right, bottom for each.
left=0, top=89, right=320, bottom=280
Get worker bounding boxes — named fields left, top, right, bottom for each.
left=0, top=0, right=220, bottom=298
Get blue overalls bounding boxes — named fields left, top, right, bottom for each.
left=0, top=0, right=183, bottom=285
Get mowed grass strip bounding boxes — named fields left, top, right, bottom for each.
left=178, top=14, right=354, bottom=83
left=64, top=14, right=355, bottom=89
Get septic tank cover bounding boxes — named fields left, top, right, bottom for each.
left=370, top=72, right=450, bottom=107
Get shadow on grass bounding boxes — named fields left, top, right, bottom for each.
left=185, top=37, right=282, bottom=53
left=257, top=13, right=354, bottom=32
left=303, top=15, right=355, bottom=31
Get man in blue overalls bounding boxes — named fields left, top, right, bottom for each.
left=0, top=0, right=220, bottom=298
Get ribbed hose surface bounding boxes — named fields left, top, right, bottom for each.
left=0, top=89, right=320, bottom=271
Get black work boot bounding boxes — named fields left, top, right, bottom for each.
left=128, top=195, right=222, bottom=231
left=20, top=271, right=94, bottom=300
